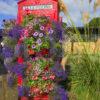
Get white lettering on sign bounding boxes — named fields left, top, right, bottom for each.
left=23, top=4, right=53, bottom=10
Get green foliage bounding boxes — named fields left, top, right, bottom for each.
left=3, top=37, right=17, bottom=49
left=68, top=53, right=100, bottom=100
left=22, top=14, right=49, bottom=27
left=25, top=58, right=55, bottom=95
left=64, top=17, right=100, bottom=100
left=88, top=17, right=100, bottom=28
left=22, top=14, right=36, bottom=26
left=24, top=37, right=35, bottom=45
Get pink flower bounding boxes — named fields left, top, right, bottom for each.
left=42, top=76, right=48, bottom=80
left=28, top=25, right=33, bottom=30
left=24, top=29, right=28, bottom=37
left=33, top=88, right=40, bottom=93
left=31, top=87, right=40, bottom=93
left=32, top=76, right=38, bottom=80
left=49, top=75, right=55, bottom=80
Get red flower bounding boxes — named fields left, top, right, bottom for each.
left=41, top=49, right=49, bottom=56
left=18, top=56, right=24, bottom=64
left=17, top=75, right=23, bottom=86
left=18, top=38, right=23, bottom=45
left=28, top=49, right=35, bottom=55
left=42, top=76, right=48, bottom=80
left=28, top=45, right=31, bottom=49
left=44, top=66, right=49, bottom=71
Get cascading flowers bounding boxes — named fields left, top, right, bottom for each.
left=23, top=17, right=54, bottom=59
left=25, top=57, right=55, bottom=96
left=3, top=15, right=67, bottom=99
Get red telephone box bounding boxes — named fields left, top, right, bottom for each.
left=17, top=0, right=59, bottom=24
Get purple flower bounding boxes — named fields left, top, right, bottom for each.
left=36, top=38, right=42, bottom=45
left=18, top=86, right=30, bottom=96
left=18, top=86, right=25, bottom=96
left=48, top=29, right=54, bottom=34
left=14, top=43, right=25, bottom=57
left=39, top=33, right=44, bottom=37
left=34, top=19, right=39, bottom=24
left=40, top=26, right=44, bottom=30
left=11, top=63, right=27, bottom=76
left=2, top=46, right=14, bottom=58
left=53, top=21, right=63, bottom=40
left=53, top=85, right=68, bottom=100
left=32, top=44, right=36, bottom=49
left=51, top=61, right=67, bottom=80
left=8, top=25, right=23, bottom=40
left=33, top=32, right=39, bottom=37
left=57, top=86, right=68, bottom=100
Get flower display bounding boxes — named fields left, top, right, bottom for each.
left=2, top=46, right=14, bottom=58
left=2, top=15, right=67, bottom=98
left=8, top=25, right=23, bottom=40
left=25, top=57, right=55, bottom=96
left=24, top=29, right=50, bottom=52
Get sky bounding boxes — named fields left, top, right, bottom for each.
left=0, top=0, right=100, bottom=28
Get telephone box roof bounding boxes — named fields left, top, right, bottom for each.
left=18, top=0, right=25, bottom=4
left=18, top=0, right=58, bottom=4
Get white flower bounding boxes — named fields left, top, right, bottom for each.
left=36, top=38, right=42, bottom=45
left=1, top=42, right=4, bottom=47
left=40, top=26, right=45, bottom=30
left=48, top=29, right=54, bottom=34
left=39, top=33, right=44, bottom=37
left=59, top=39, right=63, bottom=43
left=32, top=44, right=36, bottom=49
left=33, top=32, right=39, bottom=37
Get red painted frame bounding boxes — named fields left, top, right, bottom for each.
left=17, top=0, right=59, bottom=24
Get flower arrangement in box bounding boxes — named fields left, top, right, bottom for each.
left=25, top=57, right=55, bottom=96
left=21, top=16, right=56, bottom=97
left=2, top=15, right=68, bottom=99
left=23, top=17, right=53, bottom=54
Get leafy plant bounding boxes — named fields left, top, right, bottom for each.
left=67, top=50, right=100, bottom=100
